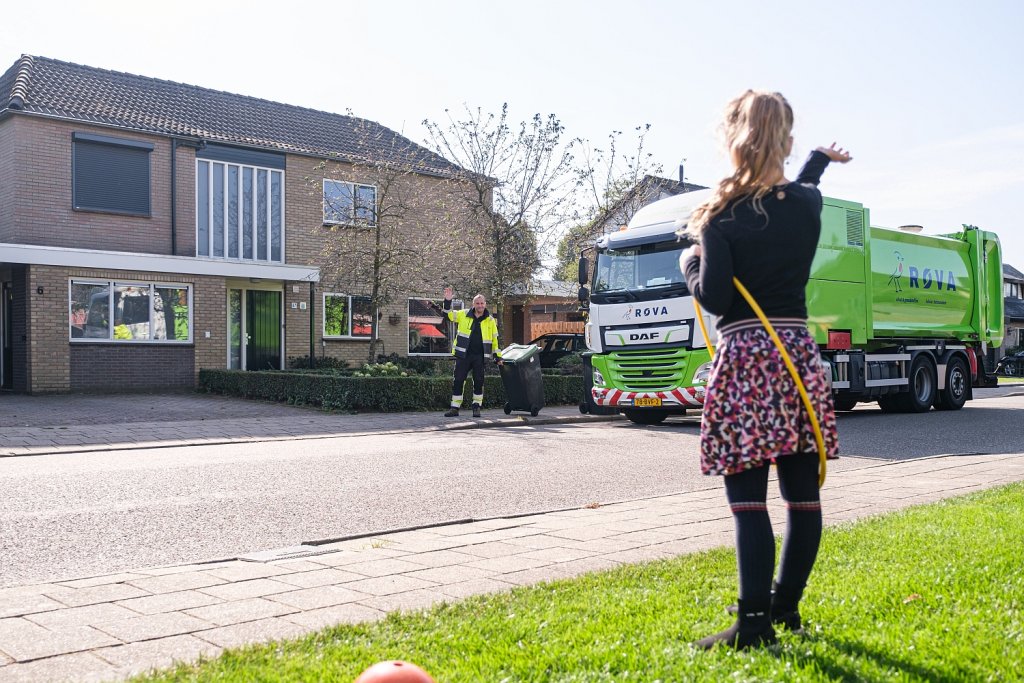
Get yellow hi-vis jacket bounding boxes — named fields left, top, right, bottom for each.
left=444, top=302, right=502, bottom=360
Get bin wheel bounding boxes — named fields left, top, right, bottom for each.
left=530, top=406, right=540, bottom=417
left=503, top=403, right=512, bottom=415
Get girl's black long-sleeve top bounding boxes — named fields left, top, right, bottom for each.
left=681, top=151, right=832, bottom=327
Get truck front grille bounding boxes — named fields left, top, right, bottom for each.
left=607, top=347, right=689, bottom=392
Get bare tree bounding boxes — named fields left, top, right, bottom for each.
left=555, top=125, right=665, bottom=280
left=310, top=119, right=475, bottom=362
left=422, top=104, right=580, bottom=328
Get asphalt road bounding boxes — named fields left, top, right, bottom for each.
left=2, top=392, right=1022, bottom=588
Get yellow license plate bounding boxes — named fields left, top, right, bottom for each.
left=634, top=397, right=662, bottom=407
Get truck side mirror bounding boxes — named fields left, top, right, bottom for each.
left=577, top=256, right=588, bottom=285
left=578, top=286, right=589, bottom=302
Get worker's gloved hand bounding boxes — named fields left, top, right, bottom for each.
left=496, top=359, right=504, bottom=367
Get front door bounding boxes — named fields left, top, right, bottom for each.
left=228, top=288, right=282, bottom=371
left=1, top=282, right=11, bottom=390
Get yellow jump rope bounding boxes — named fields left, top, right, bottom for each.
left=693, top=278, right=827, bottom=488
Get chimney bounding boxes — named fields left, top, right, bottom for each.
left=678, top=161, right=685, bottom=184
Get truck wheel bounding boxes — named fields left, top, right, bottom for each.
left=833, top=396, right=858, bottom=412
left=624, top=410, right=667, bottom=425
left=895, top=355, right=937, bottom=413
left=935, top=357, right=969, bottom=411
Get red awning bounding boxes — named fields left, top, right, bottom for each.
left=411, top=322, right=446, bottom=339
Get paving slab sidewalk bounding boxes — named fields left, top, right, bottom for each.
left=1, top=452, right=1022, bottom=682
left=0, top=393, right=623, bottom=458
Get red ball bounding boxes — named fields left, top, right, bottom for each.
left=354, top=660, right=436, bottom=683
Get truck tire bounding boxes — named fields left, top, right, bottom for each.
left=624, top=410, right=668, bottom=425
left=894, top=355, right=937, bottom=413
left=935, top=357, right=969, bottom=411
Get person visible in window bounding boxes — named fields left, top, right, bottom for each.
left=442, top=286, right=503, bottom=418
left=679, top=90, right=851, bottom=650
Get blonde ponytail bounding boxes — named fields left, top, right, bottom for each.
left=682, top=91, right=794, bottom=238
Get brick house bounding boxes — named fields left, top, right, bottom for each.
left=0, top=55, right=485, bottom=393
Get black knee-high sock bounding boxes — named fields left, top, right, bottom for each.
left=775, top=452, right=822, bottom=603
left=724, top=465, right=774, bottom=602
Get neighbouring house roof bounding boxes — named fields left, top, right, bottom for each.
left=0, top=55, right=464, bottom=177
left=1004, top=263, right=1024, bottom=283
left=508, top=279, right=578, bottom=298
left=1006, top=298, right=1024, bottom=322
left=593, top=174, right=708, bottom=235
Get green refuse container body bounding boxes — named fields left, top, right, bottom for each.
left=499, top=343, right=545, bottom=416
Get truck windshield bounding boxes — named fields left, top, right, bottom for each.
left=593, top=241, right=688, bottom=294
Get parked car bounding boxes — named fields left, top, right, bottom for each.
left=996, top=350, right=1024, bottom=376
left=529, top=333, right=585, bottom=368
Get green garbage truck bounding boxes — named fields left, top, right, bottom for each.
left=578, top=190, right=1004, bottom=425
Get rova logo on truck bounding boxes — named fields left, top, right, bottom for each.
left=623, top=305, right=670, bottom=320
left=908, top=266, right=957, bottom=291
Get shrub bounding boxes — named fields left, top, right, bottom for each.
left=199, top=369, right=583, bottom=412
left=287, top=355, right=349, bottom=371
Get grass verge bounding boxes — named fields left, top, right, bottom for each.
left=141, top=483, right=1024, bottom=682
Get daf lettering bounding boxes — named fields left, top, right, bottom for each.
left=629, top=331, right=660, bottom=341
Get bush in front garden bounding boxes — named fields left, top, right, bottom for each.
left=199, top=369, right=583, bottom=412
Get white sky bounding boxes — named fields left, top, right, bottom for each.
left=3, top=0, right=1023, bottom=267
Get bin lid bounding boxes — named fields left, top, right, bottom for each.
left=500, top=343, right=539, bottom=362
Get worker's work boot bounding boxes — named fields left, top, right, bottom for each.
left=443, top=407, right=460, bottom=417
left=472, top=404, right=481, bottom=418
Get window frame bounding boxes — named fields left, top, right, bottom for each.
left=72, top=133, right=153, bottom=217
left=322, top=292, right=375, bottom=339
left=195, top=159, right=285, bottom=262
left=322, top=178, right=377, bottom=227
left=69, top=279, right=193, bottom=344
left=407, top=296, right=457, bottom=357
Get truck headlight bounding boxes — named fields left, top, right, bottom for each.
left=692, top=361, right=713, bottom=384
left=593, top=369, right=605, bottom=386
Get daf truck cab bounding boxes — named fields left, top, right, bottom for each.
left=580, top=190, right=716, bottom=425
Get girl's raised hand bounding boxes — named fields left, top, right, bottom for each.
left=816, top=143, right=853, bottom=163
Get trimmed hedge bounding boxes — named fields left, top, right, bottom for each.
left=199, top=369, right=583, bottom=412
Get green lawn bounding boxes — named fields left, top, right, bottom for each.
left=142, top=484, right=1024, bottom=682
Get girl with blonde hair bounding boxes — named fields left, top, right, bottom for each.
left=680, top=90, right=851, bottom=649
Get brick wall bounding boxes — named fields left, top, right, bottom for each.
left=4, top=116, right=176, bottom=253
left=70, top=345, right=194, bottom=391
left=282, top=155, right=488, bottom=367
left=0, top=118, right=13, bottom=240
left=18, top=265, right=227, bottom=393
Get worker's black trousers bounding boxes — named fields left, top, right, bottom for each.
left=450, top=354, right=486, bottom=407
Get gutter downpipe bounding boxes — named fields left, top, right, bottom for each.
left=170, top=139, right=178, bottom=255
left=309, top=282, right=316, bottom=368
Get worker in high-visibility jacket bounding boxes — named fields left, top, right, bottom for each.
left=442, top=286, right=503, bottom=417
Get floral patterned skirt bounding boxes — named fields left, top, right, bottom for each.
left=700, top=318, right=839, bottom=476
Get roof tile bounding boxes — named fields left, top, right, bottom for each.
left=1, top=55, right=462, bottom=176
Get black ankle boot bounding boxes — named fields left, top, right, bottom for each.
left=726, top=582, right=803, bottom=631
left=695, top=598, right=777, bottom=650
left=769, top=582, right=803, bottom=632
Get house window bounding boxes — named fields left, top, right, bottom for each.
left=323, top=293, right=373, bottom=338
left=408, top=298, right=456, bottom=355
left=197, top=160, right=284, bottom=261
left=72, top=133, right=153, bottom=216
left=70, top=280, right=191, bottom=343
left=323, top=180, right=377, bottom=226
